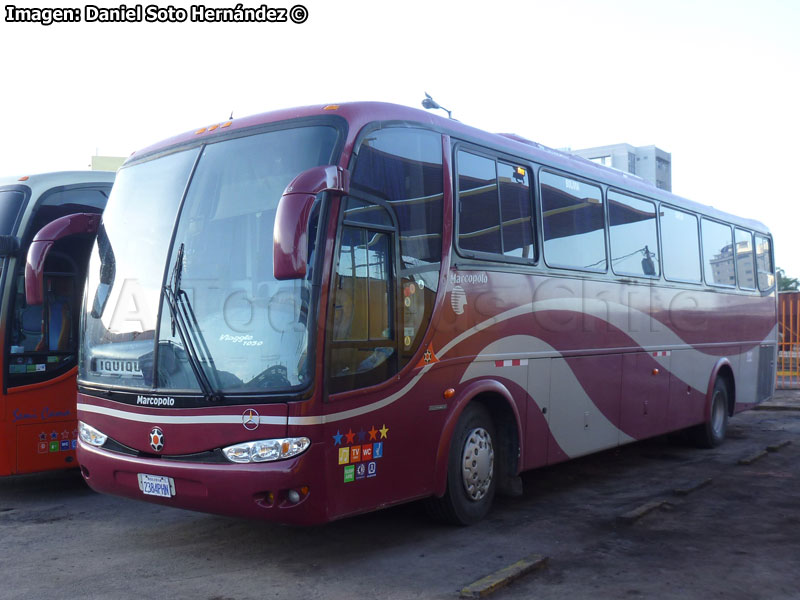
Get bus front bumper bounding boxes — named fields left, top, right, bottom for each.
left=77, top=440, right=329, bottom=525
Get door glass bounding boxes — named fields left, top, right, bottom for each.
left=330, top=224, right=395, bottom=392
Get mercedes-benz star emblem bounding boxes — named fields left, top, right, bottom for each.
left=149, top=427, right=164, bottom=451
left=242, top=409, right=260, bottom=431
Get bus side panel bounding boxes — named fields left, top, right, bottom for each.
left=620, top=351, right=671, bottom=440
left=16, top=420, right=77, bottom=473
left=524, top=358, right=551, bottom=470
left=6, top=372, right=79, bottom=475
left=322, top=365, right=454, bottom=521
left=0, top=423, right=12, bottom=476
left=546, top=354, right=622, bottom=463
left=667, top=349, right=711, bottom=431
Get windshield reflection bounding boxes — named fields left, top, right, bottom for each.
left=80, top=124, right=338, bottom=396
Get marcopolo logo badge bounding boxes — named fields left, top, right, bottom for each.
left=137, top=395, right=175, bottom=407
left=149, top=427, right=164, bottom=452
left=242, top=409, right=260, bottom=431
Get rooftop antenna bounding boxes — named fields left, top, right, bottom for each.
left=229, top=110, right=234, bottom=120
left=421, top=92, right=453, bottom=119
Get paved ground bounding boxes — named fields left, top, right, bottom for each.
left=1, top=394, right=798, bottom=600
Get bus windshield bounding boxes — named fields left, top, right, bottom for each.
left=80, top=124, right=339, bottom=395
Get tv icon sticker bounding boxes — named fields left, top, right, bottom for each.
left=373, top=442, right=383, bottom=459
left=356, top=463, right=366, bottom=480
left=344, top=465, right=355, bottom=483
left=367, top=461, right=377, bottom=478
left=338, top=447, right=350, bottom=465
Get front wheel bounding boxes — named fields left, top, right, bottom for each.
left=428, top=403, right=496, bottom=525
left=692, top=377, right=730, bottom=448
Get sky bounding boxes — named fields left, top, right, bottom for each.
left=1, top=0, right=799, bottom=275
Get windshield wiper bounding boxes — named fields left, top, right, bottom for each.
left=161, top=243, right=224, bottom=402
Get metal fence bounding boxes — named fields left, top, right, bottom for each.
left=778, top=291, right=800, bottom=389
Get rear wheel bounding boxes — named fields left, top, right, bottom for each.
left=428, top=403, right=496, bottom=525
left=692, top=377, right=730, bottom=448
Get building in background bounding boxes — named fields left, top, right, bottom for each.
left=570, top=143, right=671, bottom=191
left=90, top=155, right=126, bottom=171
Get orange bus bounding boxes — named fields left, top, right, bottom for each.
left=0, top=171, right=114, bottom=475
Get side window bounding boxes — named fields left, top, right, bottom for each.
left=458, top=152, right=501, bottom=254
left=456, top=151, right=534, bottom=260
left=735, top=228, right=756, bottom=290
left=498, top=162, right=534, bottom=259
left=701, top=218, right=735, bottom=287
left=0, top=189, right=25, bottom=235
left=608, top=190, right=659, bottom=277
left=660, top=206, right=701, bottom=282
left=540, top=171, right=605, bottom=271
left=351, top=127, right=443, bottom=271
left=351, top=127, right=443, bottom=367
left=755, top=234, right=775, bottom=291
left=329, top=207, right=396, bottom=394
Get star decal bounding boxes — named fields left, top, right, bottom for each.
left=368, top=426, right=378, bottom=441
left=332, top=430, right=343, bottom=445
left=379, top=424, right=389, bottom=439
left=357, top=428, right=367, bottom=442
left=345, top=429, right=355, bottom=444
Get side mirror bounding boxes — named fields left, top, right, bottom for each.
left=273, top=165, right=349, bottom=280
left=25, top=213, right=101, bottom=305
left=0, top=235, right=20, bottom=257
left=642, top=256, right=656, bottom=276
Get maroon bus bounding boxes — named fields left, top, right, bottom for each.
left=61, top=103, right=777, bottom=525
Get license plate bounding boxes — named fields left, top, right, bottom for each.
left=137, top=473, right=175, bottom=498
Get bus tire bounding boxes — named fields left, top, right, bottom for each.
left=428, top=403, right=496, bottom=525
left=691, top=377, right=729, bottom=448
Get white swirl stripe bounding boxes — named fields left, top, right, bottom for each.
left=77, top=403, right=287, bottom=426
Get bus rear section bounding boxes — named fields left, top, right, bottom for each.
left=0, top=171, right=114, bottom=476
left=72, top=102, right=777, bottom=525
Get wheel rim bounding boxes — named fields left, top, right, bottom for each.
left=461, top=427, right=494, bottom=501
left=711, top=390, right=726, bottom=438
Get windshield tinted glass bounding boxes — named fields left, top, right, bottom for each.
left=80, top=125, right=338, bottom=395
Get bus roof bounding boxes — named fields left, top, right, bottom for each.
left=0, top=171, right=116, bottom=197
left=128, top=102, right=769, bottom=235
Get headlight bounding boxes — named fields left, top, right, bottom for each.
left=223, top=437, right=311, bottom=463
left=78, top=421, right=107, bottom=447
